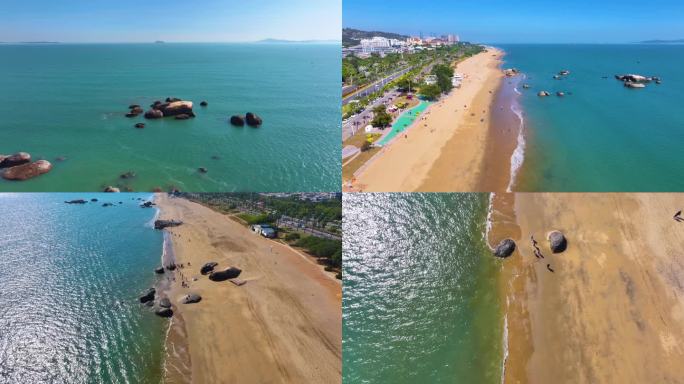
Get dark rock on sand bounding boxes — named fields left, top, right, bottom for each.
left=2, top=160, right=52, bottom=181
left=547, top=230, right=567, bottom=253
left=493, top=239, right=516, bottom=258
left=155, top=307, right=173, bottom=318
left=230, top=115, right=245, bottom=126
left=0, top=152, right=31, bottom=168
left=159, top=298, right=172, bottom=308
left=200, top=262, right=218, bottom=275
left=135, top=123, right=145, bottom=129
left=65, top=199, right=87, bottom=204
left=166, top=264, right=177, bottom=271
left=154, top=266, right=165, bottom=274
left=154, top=219, right=183, bottom=230
left=139, top=288, right=156, bottom=303
left=200, top=101, right=208, bottom=107
left=182, top=294, right=202, bottom=304
left=209, top=267, right=242, bottom=281
left=245, top=112, right=262, bottom=127
left=144, top=109, right=164, bottom=119
left=104, top=186, right=121, bottom=193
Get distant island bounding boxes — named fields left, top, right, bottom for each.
left=155, top=40, right=165, bottom=44
left=256, top=38, right=340, bottom=44
left=638, top=39, right=684, bottom=44
left=20, top=41, right=60, bottom=44
left=343, top=28, right=409, bottom=47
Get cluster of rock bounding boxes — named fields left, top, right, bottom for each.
left=154, top=219, right=183, bottom=230
left=503, top=68, right=519, bottom=77
left=140, top=201, right=155, bottom=208
left=0, top=152, right=52, bottom=181
left=537, top=90, right=566, bottom=98
left=139, top=288, right=174, bottom=317
left=230, top=112, right=263, bottom=127
left=144, top=98, right=196, bottom=120
left=553, top=70, right=570, bottom=80
left=490, top=230, right=568, bottom=258
left=615, top=74, right=661, bottom=89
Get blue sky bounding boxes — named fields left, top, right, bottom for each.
left=344, top=0, right=684, bottom=43
left=0, top=0, right=341, bottom=42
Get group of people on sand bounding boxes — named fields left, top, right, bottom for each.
left=530, top=235, right=555, bottom=273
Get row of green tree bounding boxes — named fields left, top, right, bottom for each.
left=288, top=234, right=342, bottom=268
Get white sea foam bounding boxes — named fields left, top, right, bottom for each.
left=506, top=101, right=525, bottom=192
left=501, top=313, right=509, bottom=384
left=485, top=192, right=495, bottom=250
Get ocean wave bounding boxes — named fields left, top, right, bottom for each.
left=485, top=192, right=495, bottom=250
left=506, top=101, right=525, bottom=192
left=501, top=313, right=509, bottom=384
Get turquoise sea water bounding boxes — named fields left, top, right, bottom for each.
left=498, top=44, right=684, bottom=191
left=343, top=193, right=503, bottom=383
left=377, top=100, right=431, bottom=146
left=0, top=193, right=165, bottom=383
left=0, top=43, right=340, bottom=192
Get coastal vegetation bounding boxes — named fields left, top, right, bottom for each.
left=291, top=235, right=342, bottom=268
left=370, top=105, right=393, bottom=127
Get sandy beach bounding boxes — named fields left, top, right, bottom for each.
left=488, top=193, right=684, bottom=383
left=350, top=48, right=506, bottom=192
left=154, top=194, right=342, bottom=384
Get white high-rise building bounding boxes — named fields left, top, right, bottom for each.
left=360, top=36, right=390, bottom=53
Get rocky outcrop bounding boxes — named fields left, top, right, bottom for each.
left=2, top=160, right=52, bottom=181
left=200, top=262, right=218, bottom=275
left=0, top=152, right=31, bottom=168
left=154, top=266, right=165, bottom=274
left=135, top=123, right=145, bottom=129
left=144, top=109, right=164, bottom=119
left=230, top=115, right=245, bottom=126
left=65, top=199, right=87, bottom=204
left=537, top=91, right=550, bottom=97
left=154, top=219, right=183, bottom=230
left=615, top=74, right=650, bottom=83
left=547, top=230, right=567, bottom=253
left=156, top=101, right=195, bottom=117
left=155, top=307, right=173, bottom=318
left=493, top=239, right=516, bottom=258
left=559, top=70, right=570, bottom=76
left=245, top=112, right=262, bottom=127
left=139, top=288, right=156, bottom=303
left=140, top=201, right=155, bottom=208
left=209, top=267, right=242, bottom=281
left=503, top=68, right=519, bottom=77
left=200, top=101, right=208, bottom=107
left=182, top=294, right=202, bottom=304
left=159, top=298, right=172, bottom=308
left=104, top=186, right=120, bottom=193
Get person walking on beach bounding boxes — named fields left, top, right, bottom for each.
left=547, top=264, right=555, bottom=273
left=674, top=210, right=683, bottom=222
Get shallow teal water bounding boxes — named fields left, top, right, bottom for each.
left=377, top=100, right=430, bottom=146
left=0, top=43, right=340, bottom=192
left=343, top=193, right=502, bottom=383
left=0, top=193, right=165, bottom=383
left=499, top=44, right=684, bottom=191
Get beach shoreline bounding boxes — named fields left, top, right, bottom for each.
left=489, top=193, right=684, bottom=383
left=349, top=48, right=511, bottom=192
left=154, top=193, right=342, bottom=383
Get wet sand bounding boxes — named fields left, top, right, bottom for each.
left=155, top=194, right=342, bottom=384
left=489, top=193, right=684, bottom=383
left=351, top=48, right=507, bottom=192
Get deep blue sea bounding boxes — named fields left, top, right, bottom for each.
left=0, top=193, right=165, bottom=383
left=0, top=43, right=340, bottom=192
left=498, top=44, right=684, bottom=191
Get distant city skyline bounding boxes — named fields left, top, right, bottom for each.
left=344, top=0, right=684, bottom=44
left=0, top=0, right=341, bottom=43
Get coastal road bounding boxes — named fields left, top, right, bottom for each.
left=342, top=87, right=402, bottom=140
left=342, top=66, right=413, bottom=106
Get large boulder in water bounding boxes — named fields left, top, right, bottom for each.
left=2, top=160, right=52, bottom=181
left=230, top=115, right=245, bottom=126
left=144, top=109, right=164, bottom=119
left=155, top=307, right=173, bottom=318
left=182, top=293, right=202, bottom=304
left=159, top=298, right=172, bottom=308
left=245, top=112, right=262, bottom=127
left=493, top=239, right=516, bottom=258
left=547, top=230, right=567, bottom=253
left=139, top=288, right=156, bottom=303
left=157, top=101, right=194, bottom=117
left=0, top=152, right=31, bottom=168
left=200, top=262, right=218, bottom=275
left=154, top=266, right=165, bottom=274
left=209, top=267, right=242, bottom=281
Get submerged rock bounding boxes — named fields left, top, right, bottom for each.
left=135, top=123, right=145, bottom=129
left=174, top=114, right=191, bottom=120
left=182, top=294, right=202, bottom=304
left=104, top=186, right=121, bottom=193
left=198, top=167, right=208, bottom=173
left=230, top=115, right=245, bottom=126
left=537, top=91, right=551, bottom=97
left=209, top=267, right=242, bottom=281
left=547, top=231, right=567, bottom=253
left=155, top=307, right=173, bottom=318
left=65, top=199, right=88, bottom=204
left=144, top=109, right=164, bottom=119
left=245, top=112, right=262, bottom=127
left=2, top=160, right=52, bottom=181
left=0, top=152, right=31, bottom=168
left=139, top=288, right=156, bottom=303
left=493, top=239, right=516, bottom=258
left=200, top=101, right=208, bottom=107
left=556, top=91, right=565, bottom=97
left=200, top=262, right=218, bottom=275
